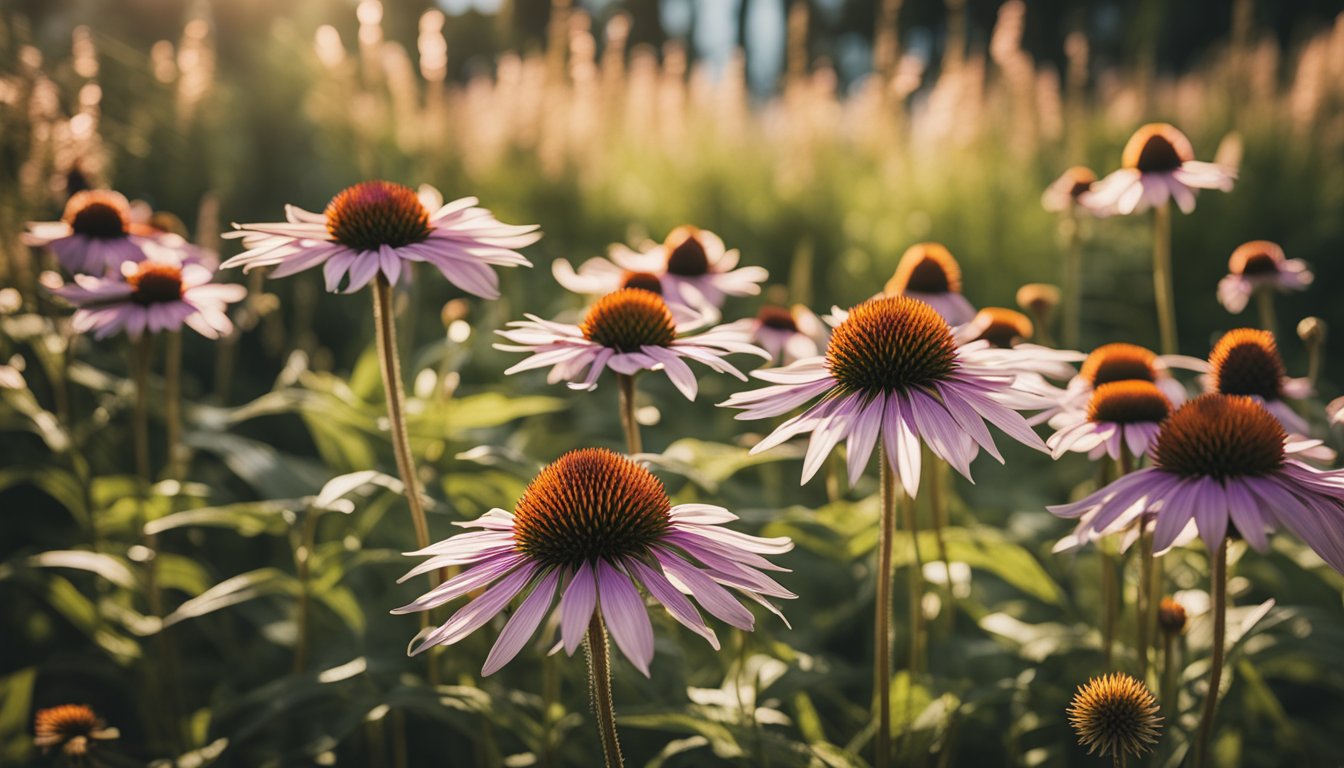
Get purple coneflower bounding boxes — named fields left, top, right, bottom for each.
left=55, top=254, right=244, bottom=340
left=1206, top=328, right=1311, bottom=436
left=1082, top=123, right=1236, bottom=216
left=1036, top=342, right=1203, bottom=425
left=1216, top=241, right=1311, bottom=326
left=1041, top=166, right=1099, bottom=214
left=1048, top=380, right=1171, bottom=462
left=396, top=449, right=792, bottom=764
left=34, top=704, right=119, bottom=758
left=1048, top=393, right=1344, bottom=570
left=222, top=180, right=539, bottom=297
left=883, top=243, right=977, bottom=326
left=552, top=226, right=767, bottom=314
left=723, top=295, right=1056, bottom=489
left=720, top=304, right=827, bottom=366
left=25, top=190, right=155, bottom=276
left=496, top=288, right=767, bottom=401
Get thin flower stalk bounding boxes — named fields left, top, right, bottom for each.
left=1194, top=539, right=1229, bottom=768
left=587, top=615, right=624, bottom=768
left=164, top=330, right=184, bottom=479
left=616, top=373, right=641, bottom=454
left=1152, top=203, right=1177, bottom=355
left=875, top=448, right=896, bottom=768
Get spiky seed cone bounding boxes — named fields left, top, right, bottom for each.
left=1068, top=673, right=1163, bottom=759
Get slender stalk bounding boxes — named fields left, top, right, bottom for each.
left=371, top=277, right=440, bottom=688
left=1101, top=548, right=1117, bottom=670
left=874, top=449, right=896, bottom=768
left=293, top=509, right=318, bottom=674
left=1195, top=538, right=1229, bottom=768
left=131, top=336, right=153, bottom=483
left=928, top=457, right=955, bottom=630
left=1255, top=288, right=1275, bottom=336
left=1152, top=203, right=1178, bottom=355
left=1137, top=523, right=1154, bottom=683
left=1062, top=212, right=1082, bottom=349
left=586, top=615, right=624, bottom=768
left=371, top=277, right=432, bottom=555
left=164, top=331, right=184, bottom=480
left=1161, top=630, right=1178, bottom=711
left=902, top=492, right=925, bottom=676
left=616, top=373, right=641, bottom=455
left=540, top=655, right=559, bottom=768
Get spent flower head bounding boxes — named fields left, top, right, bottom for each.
left=1068, top=673, right=1162, bottom=759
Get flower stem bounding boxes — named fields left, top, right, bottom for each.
left=164, top=330, right=184, bottom=480
left=371, top=277, right=440, bottom=687
left=293, top=508, right=318, bottom=674
left=1101, top=547, right=1117, bottom=670
left=902, top=491, right=925, bottom=676
left=1195, top=538, right=1229, bottom=768
left=1161, top=629, right=1178, bottom=712
left=928, top=457, right=955, bottom=631
left=586, top=614, right=624, bottom=768
left=1062, top=211, right=1082, bottom=349
left=1255, top=288, right=1276, bottom=336
left=616, top=373, right=642, bottom=454
left=132, top=336, right=153, bottom=483
left=1137, top=523, right=1154, bottom=683
left=1152, top=203, right=1178, bottom=355
left=874, top=449, right=896, bottom=768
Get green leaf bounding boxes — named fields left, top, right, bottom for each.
left=163, top=568, right=300, bottom=628
left=146, top=501, right=299, bottom=538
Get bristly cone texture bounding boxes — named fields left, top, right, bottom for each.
left=1068, top=673, right=1163, bottom=759
left=511, top=448, right=672, bottom=568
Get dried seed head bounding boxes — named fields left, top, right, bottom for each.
left=1081, top=343, right=1159, bottom=387
left=127, top=261, right=184, bottom=305
left=1088, top=381, right=1171, bottom=425
left=580, top=288, right=678, bottom=352
left=1208, top=329, right=1284, bottom=401
left=886, top=243, right=963, bottom=295
left=826, top=296, right=958, bottom=395
left=325, top=181, right=432, bottom=252
left=1122, top=123, right=1194, bottom=173
left=663, top=226, right=711, bottom=276
left=1068, top=673, right=1162, bottom=759
left=1153, top=394, right=1285, bottom=479
left=1228, top=241, right=1285, bottom=277
left=63, top=190, right=131, bottom=239
left=972, top=307, right=1033, bottom=348
left=511, top=448, right=671, bottom=568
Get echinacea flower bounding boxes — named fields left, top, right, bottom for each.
left=24, top=190, right=155, bottom=275
left=1037, top=342, right=1203, bottom=425
left=1216, top=240, right=1312, bottom=315
left=1068, top=673, right=1162, bottom=759
left=495, top=288, right=767, bottom=399
left=33, top=704, right=119, bottom=757
left=882, top=242, right=977, bottom=326
left=1041, top=166, right=1099, bottom=213
left=55, top=248, right=245, bottom=340
left=552, top=226, right=767, bottom=314
left=721, top=304, right=828, bottom=366
left=1047, top=380, right=1171, bottom=461
left=1048, top=394, right=1344, bottom=573
left=1082, top=123, right=1236, bottom=215
left=394, top=448, right=794, bottom=675
left=962, top=307, right=1034, bottom=349
left=721, top=295, right=1059, bottom=492
left=1206, top=328, right=1311, bottom=435
left=222, top=181, right=539, bottom=297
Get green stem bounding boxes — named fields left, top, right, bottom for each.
left=1152, top=203, right=1178, bottom=355
left=928, top=458, right=955, bottom=631
left=616, top=373, right=641, bottom=455
left=1101, top=547, right=1117, bottom=670
left=1162, top=630, right=1178, bottom=712
left=293, top=509, right=318, bottom=674
left=874, top=449, right=896, bottom=768
left=586, top=615, right=624, bottom=768
left=371, top=277, right=440, bottom=687
left=1137, top=522, right=1154, bottom=683
left=902, top=491, right=925, bottom=677
left=1195, top=538, right=1228, bottom=768
left=164, top=330, right=183, bottom=479
left=131, top=336, right=153, bottom=483
left=1062, top=212, right=1082, bottom=349
left=1255, top=288, right=1275, bottom=336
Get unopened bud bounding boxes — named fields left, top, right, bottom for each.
left=1016, top=283, right=1060, bottom=316
left=1157, top=597, right=1187, bottom=635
